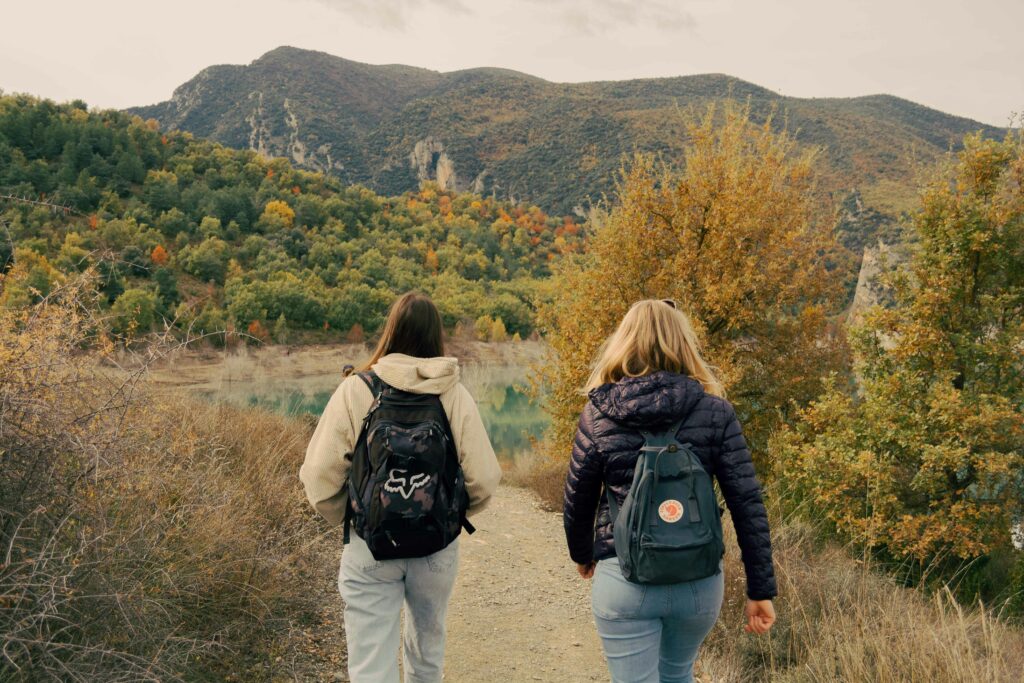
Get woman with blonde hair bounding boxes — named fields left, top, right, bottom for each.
left=563, top=299, right=776, bottom=683
left=301, top=292, right=502, bottom=683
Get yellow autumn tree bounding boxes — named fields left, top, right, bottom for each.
left=0, top=249, right=66, bottom=309
left=425, top=247, right=440, bottom=272
left=474, top=314, right=493, bottom=341
left=257, top=200, right=295, bottom=232
left=536, top=101, right=846, bottom=470
left=774, top=131, right=1024, bottom=566
left=490, top=317, right=508, bottom=342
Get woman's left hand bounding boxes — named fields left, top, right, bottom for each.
left=576, top=562, right=596, bottom=579
left=744, top=599, right=776, bottom=634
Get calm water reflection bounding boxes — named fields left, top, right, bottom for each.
left=196, top=363, right=548, bottom=461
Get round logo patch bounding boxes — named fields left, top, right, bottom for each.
left=658, top=499, right=684, bottom=523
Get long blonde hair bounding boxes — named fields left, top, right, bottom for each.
left=585, top=299, right=724, bottom=397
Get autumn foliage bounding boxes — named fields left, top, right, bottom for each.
left=260, top=199, right=295, bottom=229
left=246, top=318, right=270, bottom=343
left=150, top=243, right=168, bottom=265
left=346, top=322, right=365, bottom=343
left=536, top=102, right=846, bottom=466
left=775, top=131, right=1024, bottom=568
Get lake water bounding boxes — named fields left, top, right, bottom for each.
left=190, top=360, right=549, bottom=461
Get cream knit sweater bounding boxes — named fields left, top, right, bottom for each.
left=299, top=353, right=502, bottom=525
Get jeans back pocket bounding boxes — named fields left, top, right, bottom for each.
left=591, top=559, right=648, bottom=620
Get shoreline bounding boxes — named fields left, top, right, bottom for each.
left=148, top=339, right=548, bottom=389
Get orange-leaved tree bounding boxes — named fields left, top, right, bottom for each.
left=150, top=244, right=168, bottom=266
left=535, top=101, right=846, bottom=473
left=774, top=131, right=1024, bottom=566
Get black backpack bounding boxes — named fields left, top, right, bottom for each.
left=345, top=371, right=474, bottom=560
left=609, top=419, right=725, bottom=584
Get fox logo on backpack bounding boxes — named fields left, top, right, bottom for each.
left=346, top=371, right=474, bottom=560
left=608, top=419, right=725, bottom=584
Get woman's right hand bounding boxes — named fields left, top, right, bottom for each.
left=744, top=599, right=776, bottom=634
left=576, top=562, right=596, bottom=579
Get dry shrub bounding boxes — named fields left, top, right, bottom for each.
left=699, top=502, right=1024, bottom=682
left=504, top=449, right=566, bottom=511
left=0, top=280, right=327, bottom=681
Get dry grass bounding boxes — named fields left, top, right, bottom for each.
left=701, top=511, right=1024, bottom=682
left=0, top=282, right=331, bottom=681
left=502, top=452, right=567, bottom=509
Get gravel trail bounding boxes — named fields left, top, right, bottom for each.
left=443, top=486, right=607, bottom=682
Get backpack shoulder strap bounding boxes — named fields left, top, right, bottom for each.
left=356, top=370, right=385, bottom=396
left=355, top=370, right=387, bottom=423
left=345, top=370, right=384, bottom=546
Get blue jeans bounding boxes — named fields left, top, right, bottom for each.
left=338, top=534, right=460, bottom=683
left=591, top=557, right=724, bottom=683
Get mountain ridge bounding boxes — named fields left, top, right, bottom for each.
left=129, top=46, right=1007, bottom=222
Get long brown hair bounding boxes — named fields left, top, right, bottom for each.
left=585, top=299, right=724, bottom=397
left=362, top=292, right=445, bottom=369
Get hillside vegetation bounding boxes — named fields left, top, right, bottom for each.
left=702, top=496, right=1024, bottom=682
left=131, top=46, right=1007, bottom=229
left=0, top=94, right=581, bottom=341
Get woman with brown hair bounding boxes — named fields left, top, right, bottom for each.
left=301, top=292, right=502, bottom=683
left=564, top=299, right=777, bottom=683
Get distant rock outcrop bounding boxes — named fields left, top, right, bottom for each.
left=848, top=240, right=909, bottom=323
left=409, top=137, right=458, bottom=191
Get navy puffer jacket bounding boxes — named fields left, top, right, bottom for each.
left=563, top=371, right=777, bottom=600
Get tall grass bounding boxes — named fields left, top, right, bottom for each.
left=0, top=281, right=329, bottom=681
left=702, top=515, right=1024, bottom=682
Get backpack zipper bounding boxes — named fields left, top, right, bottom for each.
left=640, top=529, right=714, bottom=550
left=369, top=419, right=452, bottom=446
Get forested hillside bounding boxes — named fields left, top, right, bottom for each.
left=0, top=94, right=583, bottom=341
left=130, top=46, right=1007, bottom=230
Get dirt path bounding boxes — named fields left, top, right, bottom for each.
left=444, top=486, right=606, bottom=682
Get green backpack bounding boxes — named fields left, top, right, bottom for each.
left=608, top=419, right=725, bottom=584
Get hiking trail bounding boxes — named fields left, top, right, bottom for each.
left=444, top=486, right=606, bottom=682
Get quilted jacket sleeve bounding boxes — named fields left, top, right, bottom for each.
left=563, top=402, right=603, bottom=565
left=713, top=401, right=778, bottom=600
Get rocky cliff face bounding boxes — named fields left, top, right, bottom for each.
left=848, top=240, right=908, bottom=324
left=190, top=88, right=346, bottom=174
left=409, top=137, right=458, bottom=190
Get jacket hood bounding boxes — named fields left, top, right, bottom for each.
left=372, top=353, right=460, bottom=395
left=588, top=371, right=706, bottom=428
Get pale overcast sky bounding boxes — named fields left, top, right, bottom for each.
left=1, top=0, right=1021, bottom=126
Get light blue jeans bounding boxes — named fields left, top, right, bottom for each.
left=338, top=534, right=459, bottom=683
left=591, top=557, right=724, bottom=683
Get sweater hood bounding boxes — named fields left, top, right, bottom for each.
left=588, top=371, right=706, bottom=428
left=372, top=353, right=460, bottom=395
